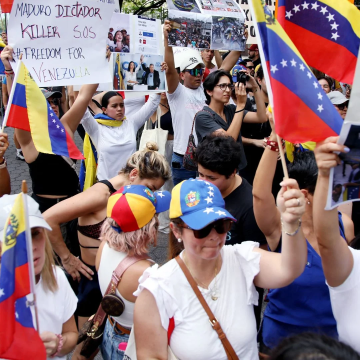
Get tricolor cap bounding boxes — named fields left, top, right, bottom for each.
left=107, top=185, right=171, bottom=233
left=169, top=179, right=236, bottom=230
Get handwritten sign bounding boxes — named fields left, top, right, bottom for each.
left=8, top=0, right=115, bottom=86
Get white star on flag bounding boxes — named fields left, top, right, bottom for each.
left=126, top=185, right=132, bottom=188
left=204, top=207, right=214, bottom=214
left=317, top=92, right=323, bottom=100
left=291, top=59, right=297, bottom=67
left=271, top=65, right=278, bottom=73
left=48, top=106, right=52, bottom=111
left=15, top=312, right=19, bottom=319
left=311, top=2, right=319, bottom=10
left=293, top=4, right=300, bottom=12
left=299, top=64, right=305, bottom=71
left=50, top=113, right=53, bottom=117
left=190, top=179, right=196, bottom=181
left=326, top=13, right=334, bottom=22
left=313, top=81, right=319, bottom=88
left=61, top=129, right=64, bottom=132
left=331, top=22, right=339, bottom=30
left=320, top=6, right=328, bottom=14
left=0, top=288, right=4, bottom=297
left=281, top=59, right=288, bottom=67
left=205, top=196, right=213, bottom=204
left=331, top=32, right=340, bottom=41
left=56, top=125, right=60, bottom=129
left=285, top=11, right=293, bottom=19
left=207, top=186, right=214, bottom=191
left=317, top=104, right=324, bottom=112
left=52, top=119, right=56, bottom=123
left=208, top=190, right=214, bottom=197
left=307, top=71, right=312, bottom=79
left=302, top=1, right=309, bottom=9
left=157, top=191, right=165, bottom=198
left=215, top=211, right=226, bottom=216
left=204, top=181, right=210, bottom=185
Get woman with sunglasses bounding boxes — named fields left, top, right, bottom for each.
left=195, top=69, right=267, bottom=171
left=133, top=178, right=307, bottom=359
left=1, top=46, right=79, bottom=212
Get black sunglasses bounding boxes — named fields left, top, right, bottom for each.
left=337, top=102, right=349, bottom=110
left=48, top=98, right=60, bottom=106
left=177, top=219, right=233, bottom=239
left=247, top=66, right=255, bottom=69
left=184, top=68, right=204, bottom=77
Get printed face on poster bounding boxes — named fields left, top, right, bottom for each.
left=107, top=13, right=131, bottom=53
left=112, top=53, right=165, bottom=91
left=8, top=0, right=115, bottom=86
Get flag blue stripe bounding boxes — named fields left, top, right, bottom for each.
left=12, top=83, right=27, bottom=108
left=15, top=296, right=35, bottom=328
left=283, top=0, right=359, bottom=57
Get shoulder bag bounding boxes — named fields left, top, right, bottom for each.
left=77, top=254, right=148, bottom=358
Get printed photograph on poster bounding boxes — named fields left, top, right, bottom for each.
left=327, top=124, right=360, bottom=209
left=168, top=12, right=211, bottom=48
left=108, top=13, right=131, bottom=53
left=167, top=0, right=201, bottom=13
left=200, top=0, right=244, bottom=17
left=135, top=16, right=160, bottom=55
left=113, top=53, right=165, bottom=91
left=211, top=16, right=246, bottom=51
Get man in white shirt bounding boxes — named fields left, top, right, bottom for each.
left=163, top=20, right=243, bottom=185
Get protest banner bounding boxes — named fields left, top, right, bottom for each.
left=8, top=0, right=115, bottom=86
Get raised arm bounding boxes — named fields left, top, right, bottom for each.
left=243, top=75, right=267, bottom=124
left=163, top=20, right=179, bottom=94
left=1, top=46, right=14, bottom=97
left=132, top=93, right=160, bottom=131
left=0, top=133, right=10, bottom=196
left=254, top=178, right=307, bottom=288
left=252, top=113, right=282, bottom=250
left=220, top=50, right=241, bottom=72
left=214, top=50, right=223, bottom=68
left=313, top=137, right=354, bottom=287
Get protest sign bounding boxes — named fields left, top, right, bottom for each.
left=112, top=53, right=165, bottom=91
left=8, top=0, right=115, bottom=86
left=135, top=16, right=161, bottom=55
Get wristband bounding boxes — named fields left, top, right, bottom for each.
left=51, top=334, right=63, bottom=358
left=4, top=68, right=12, bottom=71
left=0, top=158, right=6, bottom=169
left=265, top=137, right=285, bottom=152
left=234, top=108, right=245, bottom=114
left=281, top=218, right=302, bottom=236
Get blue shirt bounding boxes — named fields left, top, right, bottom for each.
left=148, top=73, right=154, bottom=86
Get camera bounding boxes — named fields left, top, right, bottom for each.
left=237, top=71, right=249, bottom=85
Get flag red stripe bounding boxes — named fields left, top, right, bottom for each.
left=65, top=131, right=84, bottom=159
left=7, top=104, right=31, bottom=131
left=272, top=77, right=338, bottom=143
left=0, top=294, right=16, bottom=353
left=283, top=20, right=357, bottom=84
left=277, top=6, right=286, bottom=27
left=14, top=263, right=31, bottom=299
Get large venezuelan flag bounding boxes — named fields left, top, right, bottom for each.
left=277, top=0, right=360, bottom=84
left=6, top=62, right=84, bottom=159
left=249, top=0, right=343, bottom=143
left=0, top=194, right=46, bottom=360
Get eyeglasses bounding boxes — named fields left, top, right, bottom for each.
left=48, top=98, right=60, bottom=106
left=247, top=66, right=255, bottom=70
left=337, top=102, right=349, bottom=110
left=215, top=83, right=235, bottom=91
left=176, top=219, right=233, bottom=239
left=184, top=68, right=204, bottom=77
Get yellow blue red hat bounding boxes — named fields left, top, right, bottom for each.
left=170, top=179, right=236, bottom=230
left=107, top=185, right=171, bottom=233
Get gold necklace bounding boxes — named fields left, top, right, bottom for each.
left=183, top=253, right=220, bottom=301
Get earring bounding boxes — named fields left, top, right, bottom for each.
left=307, top=201, right=311, bottom=205
left=177, top=238, right=182, bottom=243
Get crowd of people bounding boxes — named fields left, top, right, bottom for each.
left=0, top=16, right=359, bottom=360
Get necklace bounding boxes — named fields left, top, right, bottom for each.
left=183, top=253, right=220, bottom=301
left=160, top=102, right=169, bottom=110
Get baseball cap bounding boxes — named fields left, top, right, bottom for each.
left=0, top=194, right=52, bottom=240
left=41, top=88, right=62, bottom=99
left=169, top=179, right=236, bottom=230
left=107, top=185, right=171, bottom=233
left=180, top=52, right=205, bottom=72
left=248, top=44, right=258, bottom=51
left=327, top=91, right=348, bottom=105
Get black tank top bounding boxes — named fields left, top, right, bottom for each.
left=28, top=152, right=79, bottom=196
left=152, top=111, right=174, bottom=135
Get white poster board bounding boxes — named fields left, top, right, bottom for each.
left=8, top=0, right=115, bottom=86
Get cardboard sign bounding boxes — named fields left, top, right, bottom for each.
left=8, top=0, right=115, bottom=86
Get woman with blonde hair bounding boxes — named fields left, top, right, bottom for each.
left=43, top=143, right=170, bottom=360
left=95, top=184, right=171, bottom=359
left=0, top=195, right=78, bottom=359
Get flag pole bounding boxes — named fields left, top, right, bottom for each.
left=1, top=57, right=23, bottom=132
left=21, top=180, right=41, bottom=335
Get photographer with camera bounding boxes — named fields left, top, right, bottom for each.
left=195, top=69, right=266, bottom=171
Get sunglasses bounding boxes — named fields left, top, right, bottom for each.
left=185, top=68, right=204, bottom=77
left=216, top=83, right=235, bottom=91
left=247, top=66, right=255, bottom=69
left=177, top=219, right=233, bottom=239
left=337, top=102, right=349, bottom=110
left=48, top=98, right=60, bottom=106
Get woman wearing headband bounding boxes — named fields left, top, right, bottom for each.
left=134, top=177, right=307, bottom=359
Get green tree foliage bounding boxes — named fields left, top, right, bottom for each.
left=119, top=0, right=167, bottom=18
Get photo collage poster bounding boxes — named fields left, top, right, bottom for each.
left=167, top=0, right=246, bottom=51
left=108, top=13, right=164, bottom=92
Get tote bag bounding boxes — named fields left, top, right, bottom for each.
left=139, top=107, right=168, bottom=156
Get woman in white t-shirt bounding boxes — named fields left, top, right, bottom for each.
left=313, top=137, right=360, bottom=354
left=124, top=61, right=141, bottom=90
left=134, top=178, right=308, bottom=360
left=0, top=195, right=78, bottom=360
left=95, top=184, right=171, bottom=360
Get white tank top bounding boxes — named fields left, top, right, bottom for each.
left=98, top=243, right=136, bottom=327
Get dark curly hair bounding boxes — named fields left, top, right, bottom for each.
left=194, top=134, right=241, bottom=178
left=203, top=70, right=233, bottom=105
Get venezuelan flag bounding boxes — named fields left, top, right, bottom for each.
left=277, top=0, right=360, bottom=84
left=0, top=194, right=46, bottom=359
left=6, top=61, right=84, bottom=159
left=250, top=0, right=343, bottom=143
